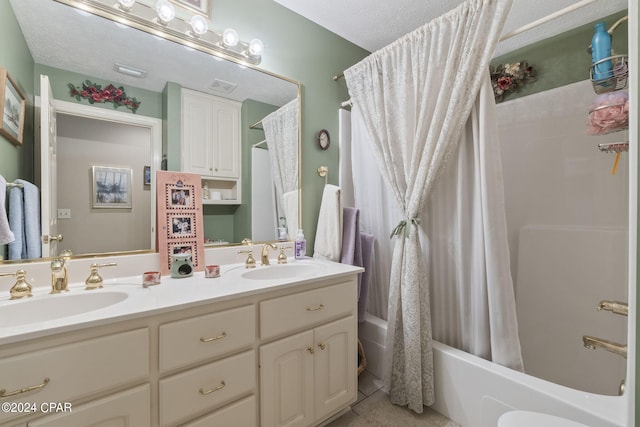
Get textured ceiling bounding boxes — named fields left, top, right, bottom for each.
left=9, top=0, right=298, bottom=106
left=273, top=0, right=628, bottom=57
left=9, top=0, right=628, bottom=105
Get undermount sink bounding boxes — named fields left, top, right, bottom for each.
left=0, top=291, right=128, bottom=328
left=241, top=263, right=319, bottom=281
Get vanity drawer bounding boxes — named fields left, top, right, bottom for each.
left=159, top=350, right=255, bottom=426
left=260, top=280, right=356, bottom=339
left=182, top=395, right=256, bottom=427
left=0, top=328, right=149, bottom=423
left=27, top=384, right=150, bottom=427
left=159, top=304, right=255, bottom=373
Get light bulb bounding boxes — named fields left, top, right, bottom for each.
left=155, top=0, right=175, bottom=24
left=117, top=0, right=136, bottom=10
left=190, top=15, right=208, bottom=36
left=222, top=29, right=238, bottom=48
left=248, top=39, right=264, bottom=57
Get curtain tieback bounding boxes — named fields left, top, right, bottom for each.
left=390, top=217, right=420, bottom=239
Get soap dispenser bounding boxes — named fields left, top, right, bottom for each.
left=294, top=229, right=306, bottom=260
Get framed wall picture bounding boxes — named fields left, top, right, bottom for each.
left=0, top=68, right=26, bottom=146
left=144, top=165, right=151, bottom=185
left=92, top=166, right=133, bottom=209
left=170, top=0, right=210, bottom=18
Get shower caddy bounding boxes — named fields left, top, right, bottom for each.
left=587, top=16, right=629, bottom=169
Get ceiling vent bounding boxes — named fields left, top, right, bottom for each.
left=113, top=63, right=147, bottom=78
left=208, top=79, right=237, bottom=94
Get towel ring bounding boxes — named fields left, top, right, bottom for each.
left=317, top=166, right=328, bottom=185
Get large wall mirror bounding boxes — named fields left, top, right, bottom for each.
left=4, top=0, right=301, bottom=263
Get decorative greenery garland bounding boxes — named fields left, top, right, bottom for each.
left=68, top=80, right=141, bottom=113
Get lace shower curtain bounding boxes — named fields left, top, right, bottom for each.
left=263, top=99, right=298, bottom=239
left=344, top=0, right=513, bottom=412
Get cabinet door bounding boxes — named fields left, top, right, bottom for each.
left=211, top=98, right=240, bottom=178
left=27, top=384, right=150, bottom=427
left=314, top=316, right=357, bottom=421
left=181, top=90, right=213, bottom=176
left=260, top=330, right=314, bottom=427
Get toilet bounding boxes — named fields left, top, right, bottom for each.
left=498, top=410, right=590, bottom=427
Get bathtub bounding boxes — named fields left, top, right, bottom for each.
left=358, top=313, right=627, bottom=427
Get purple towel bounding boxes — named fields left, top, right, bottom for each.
left=342, top=208, right=374, bottom=322
left=358, top=233, right=375, bottom=322
left=341, top=208, right=362, bottom=267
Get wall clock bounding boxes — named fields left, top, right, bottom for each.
left=317, top=129, right=330, bottom=150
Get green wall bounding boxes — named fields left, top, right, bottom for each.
left=0, top=1, right=35, bottom=183
left=34, top=64, right=163, bottom=119
left=211, top=0, right=369, bottom=253
left=492, top=11, right=628, bottom=102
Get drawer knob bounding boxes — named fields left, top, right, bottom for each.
left=307, top=346, right=315, bottom=354
left=0, top=377, right=50, bottom=398
left=200, top=332, right=227, bottom=343
left=199, top=380, right=226, bottom=396
left=318, top=342, right=326, bottom=350
left=306, top=304, right=325, bottom=312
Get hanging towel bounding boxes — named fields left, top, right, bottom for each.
left=313, top=185, right=342, bottom=261
left=9, top=180, right=41, bottom=260
left=0, top=176, right=15, bottom=245
left=359, top=233, right=375, bottom=322
left=8, top=185, right=24, bottom=260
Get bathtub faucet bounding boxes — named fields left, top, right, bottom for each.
left=596, top=300, right=628, bottom=316
left=582, top=335, right=627, bottom=359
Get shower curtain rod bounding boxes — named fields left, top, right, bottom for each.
left=253, top=139, right=268, bottom=149
left=332, top=0, right=600, bottom=81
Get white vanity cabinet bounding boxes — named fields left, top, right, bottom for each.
left=0, top=267, right=360, bottom=427
left=181, top=89, right=241, bottom=203
left=260, top=281, right=358, bottom=427
left=0, top=328, right=150, bottom=426
left=26, top=384, right=151, bottom=427
left=157, top=305, right=256, bottom=426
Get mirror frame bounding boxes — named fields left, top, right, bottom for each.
left=1, top=0, right=302, bottom=264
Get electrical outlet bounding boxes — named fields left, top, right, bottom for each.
left=57, top=208, right=71, bottom=219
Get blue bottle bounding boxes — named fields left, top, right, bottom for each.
left=591, top=21, right=612, bottom=81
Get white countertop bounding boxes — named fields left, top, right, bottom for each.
left=0, top=258, right=363, bottom=346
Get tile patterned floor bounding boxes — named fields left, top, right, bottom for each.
left=323, top=370, right=386, bottom=426
left=324, top=371, right=460, bottom=427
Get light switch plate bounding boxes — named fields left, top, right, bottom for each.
left=57, top=208, right=71, bottom=219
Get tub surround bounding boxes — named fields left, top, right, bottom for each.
left=0, top=249, right=362, bottom=426
left=359, top=314, right=627, bottom=427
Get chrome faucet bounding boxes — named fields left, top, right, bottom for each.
left=261, top=243, right=278, bottom=266
left=583, top=335, right=627, bottom=359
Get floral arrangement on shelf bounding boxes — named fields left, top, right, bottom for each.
left=68, top=80, right=141, bottom=113
left=490, top=61, right=536, bottom=103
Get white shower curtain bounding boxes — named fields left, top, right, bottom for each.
left=344, top=0, right=513, bottom=412
left=263, top=99, right=299, bottom=239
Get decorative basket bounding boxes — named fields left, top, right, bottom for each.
left=357, top=339, right=367, bottom=376
left=590, top=55, right=628, bottom=94
left=586, top=90, right=629, bottom=135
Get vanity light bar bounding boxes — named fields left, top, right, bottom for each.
left=53, top=0, right=263, bottom=66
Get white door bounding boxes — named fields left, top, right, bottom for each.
left=260, top=330, right=314, bottom=427
left=314, top=316, right=357, bottom=421
left=40, top=74, right=59, bottom=257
